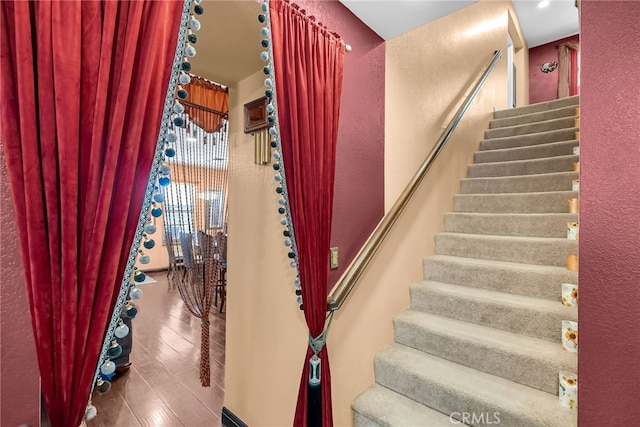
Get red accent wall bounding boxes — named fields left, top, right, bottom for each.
left=0, top=148, right=40, bottom=426
left=291, top=1, right=385, bottom=288
left=580, top=1, right=640, bottom=424
left=529, top=35, right=579, bottom=104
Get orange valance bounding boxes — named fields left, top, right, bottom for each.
left=183, top=75, right=229, bottom=133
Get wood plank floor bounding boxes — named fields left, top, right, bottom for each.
left=87, top=272, right=225, bottom=427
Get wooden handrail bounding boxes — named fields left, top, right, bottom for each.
left=327, top=50, right=503, bottom=312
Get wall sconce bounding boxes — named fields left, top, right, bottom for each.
left=244, top=96, right=272, bottom=165
left=254, top=128, right=271, bottom=165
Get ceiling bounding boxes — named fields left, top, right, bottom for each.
left=189, top=1, right=264, bottom=86
left=190, top=0, right=579, bottom=86
left=339, top=0, right=579, bottom=47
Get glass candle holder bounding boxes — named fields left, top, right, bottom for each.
left=562, top=320, right=578, bottom=352
left=567, top=254, right=579, bottom=271
left=559, top=371, right=578, bottom=410
left=562, top=284, right=578, bottom=307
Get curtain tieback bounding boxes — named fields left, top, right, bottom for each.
left=307, top=311, right=334, bottom=385
left=308, top=328, right=327, bottom=385
left=308, top=328, right=327, bottom=355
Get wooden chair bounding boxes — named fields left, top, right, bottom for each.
left=164, top=230, right=184, bottom=282
left=212, top=231, right=227, bottom=313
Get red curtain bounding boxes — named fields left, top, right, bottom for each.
left=570, top=49, right=580, bottom=96
left=0, top=1, right=183, bottom=426
left=557, top=40, right=579, bottom=98
left=269, top=1, right=345, bottom=426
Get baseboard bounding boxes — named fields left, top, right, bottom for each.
left=139, top=267, right=168, bottom=273
left=221, top=407, right=248, bottom=427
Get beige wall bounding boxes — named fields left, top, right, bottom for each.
left=509, top=7, right=530, bottom=107
left=223, top=2, right=529, bottom=426
left=225, top=70, right=308, bottom=425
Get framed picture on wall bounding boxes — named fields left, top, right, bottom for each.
left=244, top=96, right=269, bottom=134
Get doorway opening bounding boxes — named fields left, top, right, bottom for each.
left=86, top=1, right=263, bottom=425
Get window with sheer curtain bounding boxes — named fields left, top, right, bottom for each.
left=163, top=182, right=195, bottom=244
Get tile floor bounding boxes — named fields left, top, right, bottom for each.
left=87, top=272, right=225, bottom=427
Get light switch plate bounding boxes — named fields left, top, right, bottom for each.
left=329, top=247, right=339, bottom=269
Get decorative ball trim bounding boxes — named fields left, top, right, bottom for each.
left=179, top=74, right=191, bottom=85
left=92, top=0, right=204, bottom=398
left=259, top=0, right=304, bottom=307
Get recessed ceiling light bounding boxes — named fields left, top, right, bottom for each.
left=538, top=0, right=550, bottom=8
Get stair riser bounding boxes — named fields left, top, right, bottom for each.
left=353, top=413, right=382, bottom=427
left=493, top=96, right=579, bottom=119
left=357, top=96, right=582, bottom=427
left=460, top=172, right=578, bottom=194
left=375, top=355, right=571, bottom=427
left=480, top=128, right=578, bottom=151
left=423, top=257, right=578, bottom=300
left=474, top=140, right=578, bottom=163
left=444, top=213, right=579, bottom=238
left=490, top=106, right=579, bottom=129
left=409, top=286, right=577, bottom=341
left=394, top=318, right=575, bottom=394
left=485, top=117, right=576, bottom=139
left=353, top=384, right=462, bottom=427
left=453, top=191, right=578, bottom=213
left=467, top=155, right=578, bottom=178
left=435, top=234, right=577, bottom=267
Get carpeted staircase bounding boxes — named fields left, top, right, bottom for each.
left=352, top=96, right=580, bottom=426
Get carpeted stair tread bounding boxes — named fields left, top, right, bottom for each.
left=444, top=212, right=578, bottom=238
left=394, top=310, right=576, bottom=394
left=460, top=171, right=578, bottom=194
left=375, top=344, right=576, bottom=427
left=467, top=154, right=578, bottom=178
left=353, top=384, right=464, bottom=427
left=479, top=127, right=578, bottom=151
left=453, top=190, right=578, bottom=213
left=410, top=280, right=577, bottom=341
left=490, top=105, right=578, bottom=129
left=485, top=117, right=576, bottom=140
left=353, top=95, right=580, bottom=425
left=493, top=95, right=579, bottom=119
left=423, top=255, right=577, bottom=300
left=474, top=139, right=579, bottom=164
left=435, top=232, right=577, bottom=266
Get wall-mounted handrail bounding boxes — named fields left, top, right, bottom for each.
left=327, top=50, right=503, bottom=312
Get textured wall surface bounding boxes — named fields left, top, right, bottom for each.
left=225, top=3, right=385, bottom=424
left=328, top=1, right=528, bottom=424
left=580, top=1, right=640, bottom=424
left=0, top=146, right=40, bottom=426
left=529, top=35, right=580, bottom=104
left=290, top=0, right=386, bottom=288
